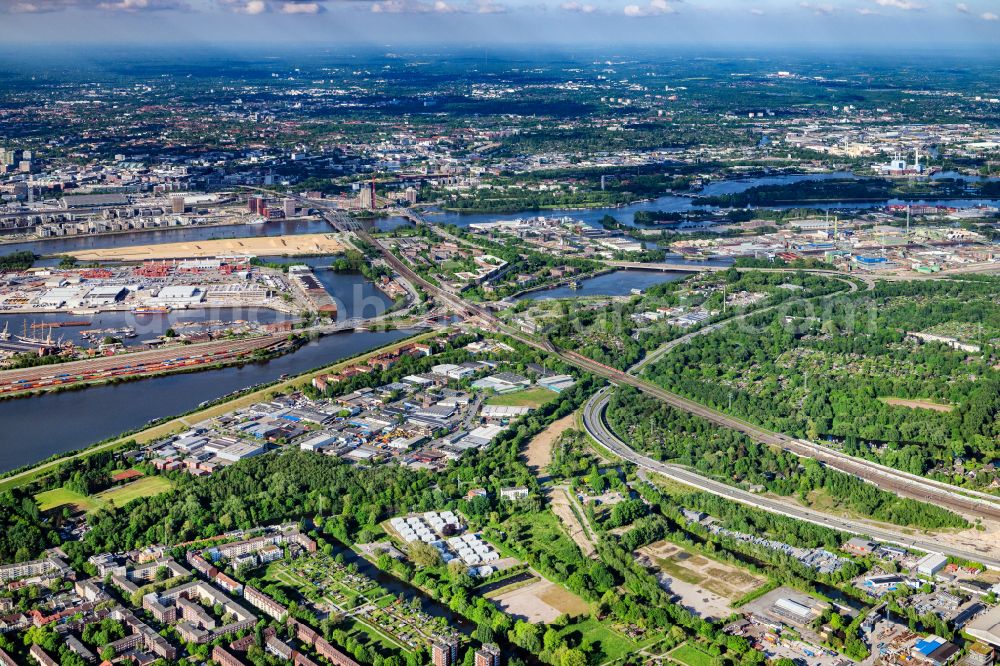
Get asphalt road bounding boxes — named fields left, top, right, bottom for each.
left=582, top=388, right=1000, bottom=570
left=295, top=201, right=1000, bottom=558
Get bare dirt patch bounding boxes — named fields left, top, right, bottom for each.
left=931, top=521, right=1000, bottom=562
left=548, top=487, right=597, bottom=558
left=489, top=576, right=588, bottom=623
left=636, top=541, right=766, bottom=620
left=70, top=233, right=345, bottom=261
left=880, top=397, right=954, bottom=412
left=524, top=413, right=575, bottom=474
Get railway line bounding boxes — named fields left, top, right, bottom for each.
left=581, top=388, right=1000, bottom=570
left=245, top=196, right=1000, bottom=550
left=0, top=335, right=283, bottom=395
left=562, top=347, right=1000, bottom=522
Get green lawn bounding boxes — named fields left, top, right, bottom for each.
left=35, top=487, right=101, bottom=513
left=35, top=475, right=174, bottom=514
left=486, top=387, right=558, bottom=408
left=556, top=617, right=648, bottom=664
left=94, top=476, right=174, bottom=507
left=502, top=510, right=586, bottom=565
left=670, top=643, right=715, bottom=666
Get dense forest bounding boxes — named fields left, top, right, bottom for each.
left=642, top=278, right=1000, bottom=488
left=605, top=385, right=967, bottom=530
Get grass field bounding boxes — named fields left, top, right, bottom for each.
left=503, top=510, right=587, bottom=565
left=35, top=487, right=100, bottom=513
left=35, top=475, right=174, bottom=513
left=487, top=387, right=558, bottom=408
left=95, top=476, right=174, bottom=507
left=556, top=617, right=649, bottom=664
left=670, top=643, right=715, bottom=666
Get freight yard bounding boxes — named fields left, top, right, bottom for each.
left=0, top=334, right=287, bottom=396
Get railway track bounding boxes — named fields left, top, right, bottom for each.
left=582, top=389, right=1000, bottom=569
left=561, top=348, right=1000, bottom=522
left=0, top=335, right=282, bottom=395
left=301, top=199, right=1000, bottom=530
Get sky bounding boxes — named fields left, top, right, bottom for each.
left=0, top=0, right=997, bottom=46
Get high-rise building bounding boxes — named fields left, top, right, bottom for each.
left=171, top=195, right=186, bottom=214
left=359, top=185, right=374, bottom=210
left=249, top=195, right=264, bottom=214
left=0, top=148, right=13, bottom=165
left=432, top=638, right=460, bottom=666
left=474, top=644, right=501, bottom=666
left=21, top=150, right=32, bottom=160
left=283, top=198, right=296, bottom=218
left=404, top=187, right=418, bottom=205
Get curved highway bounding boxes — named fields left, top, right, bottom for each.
left=288, top=200, right=1000, bottom=555
left=582, top=389, right=1000, bottom=569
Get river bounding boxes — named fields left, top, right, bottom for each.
left=421, top=171, right=1000, bottom=228
left=0, top=328, right=415, bottom=473
left=0, top=307, right=293, bottom=348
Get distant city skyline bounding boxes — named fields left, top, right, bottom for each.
left=0, top=0, right=998, bottom=47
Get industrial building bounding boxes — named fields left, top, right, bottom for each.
left=915, top=553, right=949, bottom=578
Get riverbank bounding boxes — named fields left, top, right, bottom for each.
left=0, top=328, right=436, bottom=492
left=66, top=233, right=346, bottom=261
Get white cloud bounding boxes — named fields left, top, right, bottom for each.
left=221, top=0, right=267, bottom=13
left=561, top=0, right=595, bottom=11
left=7, top=0, right=187, bottom=10
left=748, top=7, right=764, bottom=15
left=280, top=1, right=319, bottom=12
left=95, top=0, right=185, bottom=10
left=475, top=0, right=504, bottom=12
left=799, top=1, right=834, bottom=15
left=983, top=10, right=999, bottom=20
left=371, top=0, right=501, bottom=12
left=955, top=2, right=969, bottom=12
left=623, top=0, right=674, bottom=17
left=873, top=0, right=923, bottom=10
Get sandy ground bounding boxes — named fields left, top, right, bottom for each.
left=489, top=576, right=589, bottom=623
left=932, top=521, right=1000, bottom=561
left=68, top=233, right=345, bottom=261
left=637, top=541, right=765, bottom=622
left=548, top=487, right=598, bottom=558
left=524, top=413, right=575, bottom=474
left=881, top=397, right=954, bottom=412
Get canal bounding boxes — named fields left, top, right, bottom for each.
left=0, top=328, right=415, bottom=473
left=516, top=269, right=693, bottom=301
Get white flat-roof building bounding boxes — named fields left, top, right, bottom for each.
left=915, top=553, right=949, bottom=577
left=153, top=285, right=203, bottom=306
